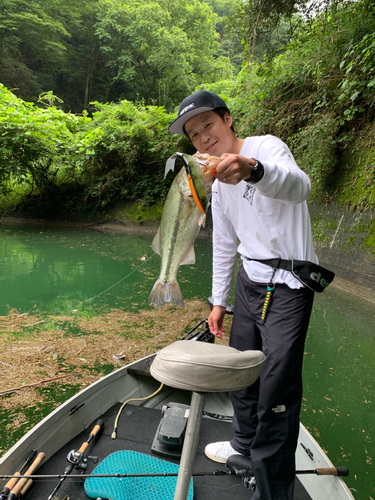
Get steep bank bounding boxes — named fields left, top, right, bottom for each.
left=307, top=203, right=375, bottom=302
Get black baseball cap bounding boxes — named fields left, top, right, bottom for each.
left=169, top=90, right=230, bottom=135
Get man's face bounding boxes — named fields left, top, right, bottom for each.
left=185, top=110, right=235, bottom=157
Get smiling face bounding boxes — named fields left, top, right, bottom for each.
left=185, top=110, right=241, bottom=157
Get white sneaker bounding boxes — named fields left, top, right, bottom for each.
left=205, top=441, right=242, bottom=463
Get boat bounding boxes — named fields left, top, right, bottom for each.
left=0, top=311, right=355, bottom=500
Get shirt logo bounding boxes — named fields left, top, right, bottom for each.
left=180, top=103, right=195, bottom=115
left=243, top=184, right=256, bottom=205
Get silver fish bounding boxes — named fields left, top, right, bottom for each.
left=148, top=153, right=218, bottom=307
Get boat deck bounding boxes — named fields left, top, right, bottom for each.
left=24, top=399, right=311, bottom=500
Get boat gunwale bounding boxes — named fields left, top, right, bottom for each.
left=0, top=352, right=355, bottom=500
left=0, top=352, right=158, bottom=472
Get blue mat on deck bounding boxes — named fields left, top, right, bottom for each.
left=84, top=450, right=194, bottom=500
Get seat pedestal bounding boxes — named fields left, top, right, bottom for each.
left=174, top=391, right=206, bottom=500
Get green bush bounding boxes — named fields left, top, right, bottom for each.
left=72, top=100, right=192, bottom=210
left=232, top=1, right=375, bottom=203
left=0, top=86, right=192, bottom=216
left=0, top=84, right=88, bottom=199
left=289, top=114, right=340, bottom=199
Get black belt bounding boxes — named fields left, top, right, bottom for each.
left=245, top=257, right=293, bottom=272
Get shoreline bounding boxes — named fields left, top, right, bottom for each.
left=0, top=215, right=157, bottom=233
left=0, top=215, right=213, bottom=237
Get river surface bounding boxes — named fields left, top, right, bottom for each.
left=0, top=225, right=374, bottom=500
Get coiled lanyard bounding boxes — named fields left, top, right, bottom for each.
left=261, top=268, right=277, bottom=324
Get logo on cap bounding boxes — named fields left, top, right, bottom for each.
left=180, top=103, right=195, bottom=116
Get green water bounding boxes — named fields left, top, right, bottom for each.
left=302, top=287, right=374, bottom=500
left=0, top=225, right=213, bottom=315
left=0, top=225, right=374, bottom=499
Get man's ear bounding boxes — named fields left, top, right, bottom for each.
left=225, top=112, right=233, bottom=127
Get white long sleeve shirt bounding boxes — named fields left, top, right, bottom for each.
left=211, top=135, right=318, bottom=307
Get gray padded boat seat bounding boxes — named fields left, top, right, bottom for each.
left=150, top=340, right=266, bottom=500
left=150, top=340, right=266, bottom=392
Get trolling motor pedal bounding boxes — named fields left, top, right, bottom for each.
left=151, top=402, right=190, bottom=459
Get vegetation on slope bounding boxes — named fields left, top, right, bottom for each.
left=0, top=0, right=374, bottom=245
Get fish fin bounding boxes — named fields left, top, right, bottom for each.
left=198, top=212, right=207, bottom=228
left=151, top=228, right=161, bottom=256
left=149, top=279, right=184, bottom=307
left=180, top=245, right=196, bottom=265
left=165, top=154, right=181, bottom=177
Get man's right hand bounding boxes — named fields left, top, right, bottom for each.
left=208, top=305, right=227, bottom=339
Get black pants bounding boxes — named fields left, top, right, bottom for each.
left=229, top=264, right=314, bottom=500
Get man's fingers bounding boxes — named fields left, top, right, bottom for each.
left=215, top=155, right=232, bottom=176
left=208, top=305, right=227, bottom=337
left=208, top=318, right=224, bottom=337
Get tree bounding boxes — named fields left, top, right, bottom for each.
left=94, top=0, right=234, bottom=110
left=0, top=0, right=69, bottom=100
left=0, top=0, right=236, bottom=111
left=203, top=0, right=244, bottom=71
left=52, top=0, right=103, bottom=112
left=236, top=0, right=347, bottom=59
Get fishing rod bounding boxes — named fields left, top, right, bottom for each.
left=46, top=419, right=103, bottom=500
left=0, top=450, right=37, bottom=499
left=0, top=465, right=349, bottom=481
left=226, top=454, right=349, bottom=492
left=2, top=452, right=45, bottom=500
left=226, top=454, right=349, bottom=478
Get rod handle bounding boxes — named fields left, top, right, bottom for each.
left=316, top=467, right=349, bottom=476
left=0, top=471, right=20, bottom=495
left=8, top=452, right=45, bottom=499
left=0, top=448, right=38, bottom=495
left=19, top=478, right=33, bottom=498
left=78, top=419, right=104, bottom=453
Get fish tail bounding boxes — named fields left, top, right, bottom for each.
left=148, top=279, right=184, bottom=307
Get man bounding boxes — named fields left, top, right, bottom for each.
left=169, top=90, right=317, bottom=500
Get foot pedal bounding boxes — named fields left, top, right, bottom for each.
left=151, top=402, right=190, bottom=459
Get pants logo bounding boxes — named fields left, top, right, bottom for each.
left=272, top=405, right=286, bottom=413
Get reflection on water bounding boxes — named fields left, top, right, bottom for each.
left=0, top=226, right=213, bottom=315
left=0, top=225, right=374, bottom=499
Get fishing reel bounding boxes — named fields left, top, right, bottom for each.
left=226, top=455, right=257, bottom=491
left=243, top=476, right=257, bottom=491
left=66, top=450, right=98, bottom=471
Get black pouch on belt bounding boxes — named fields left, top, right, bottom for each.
left=245, top=258, right=335, bottom=293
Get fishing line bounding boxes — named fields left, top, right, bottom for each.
left=86, top=254, right=156, bottom=302
left=68, top=253, right=156, bottom=311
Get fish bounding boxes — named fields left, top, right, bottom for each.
left=148, top=152, right=220, bottom=307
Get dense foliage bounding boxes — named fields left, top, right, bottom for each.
left=0, top=87, right=87, bottom=206
left=231, top=0, right=375, bottom=208
left=0, top=85, right=190, bottom=215
left=0, top=0, right=239, bottom=112
left=0, top=0, right=374, bottom=218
